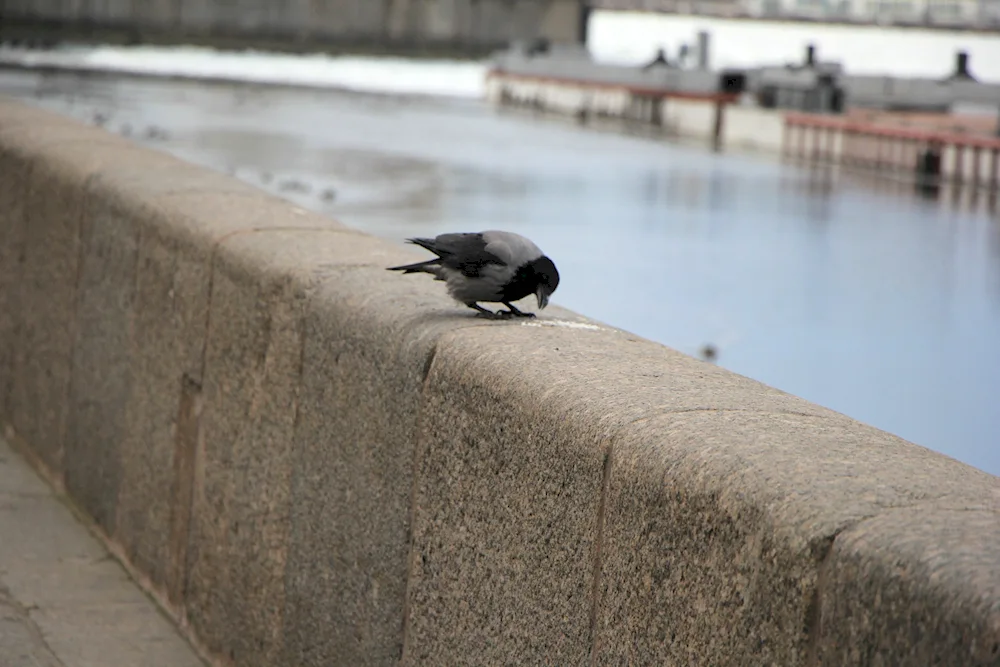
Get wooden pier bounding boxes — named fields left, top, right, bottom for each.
left=783, top=112, right=1000, bottom=191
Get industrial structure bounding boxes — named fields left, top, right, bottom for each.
left=492, top=38, right=1000, bottom=116
left=487, top=38, right=1000, bottom=190
left=751, top=47, right=1000, bottom=114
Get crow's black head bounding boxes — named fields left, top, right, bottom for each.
left=530, top=255, right=560, bottom=309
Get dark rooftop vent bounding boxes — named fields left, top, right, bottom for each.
left=951, top=51, right=976, bottom=81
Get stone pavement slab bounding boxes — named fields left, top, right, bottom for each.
left=0, top=435, right=205, bottom=667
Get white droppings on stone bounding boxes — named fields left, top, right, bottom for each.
left=521, top=319, right=604, bottom=331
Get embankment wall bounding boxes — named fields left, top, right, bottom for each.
left=1, top=98, right=998, bottom=666
left=0, top=0, right=584, bottom=55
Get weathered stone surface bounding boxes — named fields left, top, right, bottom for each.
left=94, top=183, right=341, bottom=598
left=595, top=410, right=1000, bottom=666
left=816, top=504, right=1000, bottom=666
left=0, top=103, right=171, bottom=477
left=282, top=266, right=494, bottom=667
left=181, top=252, right=300, bottom=666
left=0, top=105, right=120, bottom=142
left=2, top=137, right=142, bottom=475
left=398, top=320, right=819, bottom=665
left=0, top=588, right=63, bottom=667
left=404, top=341, right=605, bottom=665
left=183, top=230, right=429, bottom=667
left=112, top=225, right=210, bottom=591
left=0, top=137, right=30, bottom=429
left=85, top=149, right=277, bottom=201
left=62, top=193, right=139, bottom=534
left=0, top=97, right=352, bottom=624
left=60, top=147, right=300, bottom=541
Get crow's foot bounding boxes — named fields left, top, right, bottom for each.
left=501, top=302, right=536, bottom=318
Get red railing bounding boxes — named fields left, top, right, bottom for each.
left=785, top=111, right=1000, bottom=151
left=783, top=111, right=1000, bottom=189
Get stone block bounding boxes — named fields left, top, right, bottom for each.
left=815, top=504, right=1000, bottom=666
left=60, top=154, right=249, bottom=536
left=112, top=224, right=212, bottom=591
left=0, top=135, right=31, bottom=428
left=80, top=188, right=352, bottom=647
left=404, top=358, right=602, bottom=663
left=398, top=319, right=816, bottom=665
left=63, top=188, right=141, bottom=534
left=0, top=103, right=149, bottom=474
left=400, top=325, right=606, bottom=665
left=2, top=136, right=142, bottom=474
left=595, top=409, right=1000, bottom=666
left=282, top=262, right=498, bottom=667
left=182, top=229, right=440, bottom=666
left=0, top=104, right=345, bottom=588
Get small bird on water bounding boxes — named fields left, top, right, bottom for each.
left=387, top=230, right=560, bottom=319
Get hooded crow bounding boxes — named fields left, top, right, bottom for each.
left=387, top=230, right=560, bottom=318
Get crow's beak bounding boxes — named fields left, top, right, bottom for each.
left=536, top=287, right=549, bottom=310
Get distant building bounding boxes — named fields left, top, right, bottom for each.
left=860, top=0, right=982, bottom=25
left=593, top=0, right=1000, bottom=27
left=613, top=0, right=746, bottom=16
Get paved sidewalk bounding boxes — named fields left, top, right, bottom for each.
left=0, top=435, right=205, bottom=667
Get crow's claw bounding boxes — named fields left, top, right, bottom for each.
left=501, top=302, right=536, bottom=318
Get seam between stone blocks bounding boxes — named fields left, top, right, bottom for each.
left=1, top=160, right=33, bottom=438
left=174, top=376, right=203, bottom=637
left=111, top=222, right=144, bottom=538
left=198, top=225, right=355, bottom=379
left=389, top=362, right=813, bottom=665
left=629, top=406, right=823, bottom=425
left=121, top=223, right=345, bottom=664
left=800, top=500, right=1000, bottom=666
left=588, top=407, right=879, bottom=666
left=631, top=400, right=966, bottom=664
left=803, top=515, right=876, bottom=666
left=399, top=339, right=441, bottom=664
left=588, top=439, right=615, bottom=667
left=65, top=174, right=212, bottom=664
left=56, top=171, right=102, bottom=487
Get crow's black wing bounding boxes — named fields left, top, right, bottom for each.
left=408, top=233, right=506, bottom=277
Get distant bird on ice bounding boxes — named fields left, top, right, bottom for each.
left=387, top=230, right=560, bottom=319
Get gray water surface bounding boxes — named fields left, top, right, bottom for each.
left=3, top=68, right=998, bottom=475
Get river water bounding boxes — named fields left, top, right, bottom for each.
left=1, top=66, right=997, bottom=476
